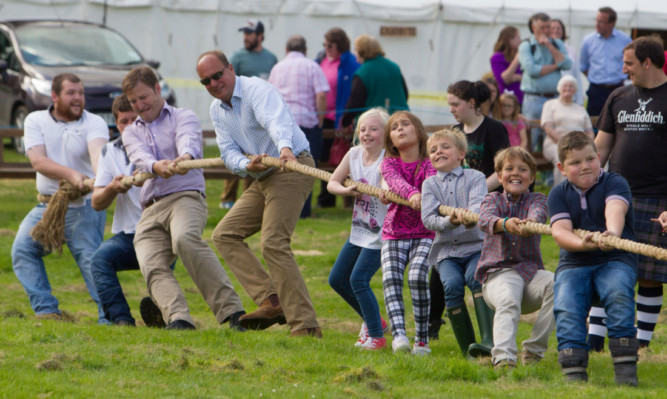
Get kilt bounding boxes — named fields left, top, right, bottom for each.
left=633, top=197, right=667, bottom=283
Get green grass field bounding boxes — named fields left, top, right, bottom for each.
left=0, top=144, right=664, bottom=398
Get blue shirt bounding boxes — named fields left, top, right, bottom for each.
left=547, top=171, right=637, bottom=273
left=421, top=166, right=487, bottom=266
left=519, top=36, right=572, bottom=94
left=209, top=76, right=311, bottom=178
left=579, top=29, right=632, bottom=85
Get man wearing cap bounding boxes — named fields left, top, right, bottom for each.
left=219, top=20, right=279, bottom=209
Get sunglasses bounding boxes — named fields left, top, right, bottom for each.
left=200, top=69, right=225, bottom=86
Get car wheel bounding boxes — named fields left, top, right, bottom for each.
left=12, top=105, right=28, bottom=155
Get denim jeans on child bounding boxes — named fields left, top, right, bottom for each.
left=11, top=200, right=107, bottom=322
left=437, top=252, right=482, bottom=307
left=553, top=261, right=636, bottom=350
left=329, top=239, right=383, bottom=337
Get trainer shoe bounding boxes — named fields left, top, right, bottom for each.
left=360, top=337, right=387, bottom=351
left=355, top=318, right=391, bottom=347
left=521, top=351, right=542, bottom=365
left=219, top=201, right=235, bottom=209
left=412, top=341, right=431, bottom=356
left=392, top=335, right=411, bottom=353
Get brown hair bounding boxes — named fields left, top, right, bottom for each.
left=551, top=19, right=567, bottom=41
left=447, top=80, right=491, bottom=109
left=599, top=7, right=617, bottom=24
left=384, top=111, right=429, bottom=160
left=494, top=93, right=520, bottom=121
left=197, top=50, right=230, bottom=67
left=493, top=26, right=519, bottom=61
left=494, top=146, right=537, bottom=177
left=121, top=66, right=159, bottom=94
left=324, top=27, right=350, bottom=53
left=52, top=73, right=82, bottom=95
left=354, top=34, right=385, bottom=61
left=557, top=131, right=596, bottom=163
left=624, top=36, right=666, bottom=69
left=111, top=94, right=133, bottom=120
left=427, top=128, right=468, bottom=154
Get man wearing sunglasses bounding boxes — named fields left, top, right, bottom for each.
left=197, top=50, right=322, bottom=338
left=218, top=20, right=279, bottom=210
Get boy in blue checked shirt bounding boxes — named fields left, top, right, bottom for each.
left=475, top=147, right=554, bottom=370
left=548, top=131, right=638, bottom=386
left=421, top=129, right=493, bottom=358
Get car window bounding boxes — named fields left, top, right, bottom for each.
left=14, top=24, right=143, bottom=67
left=0, top=31, right=19, bottom=71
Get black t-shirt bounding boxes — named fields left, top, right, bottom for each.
left=455, top=116, right=510, bottom=179
left=598, top=82, right=667, bottom=198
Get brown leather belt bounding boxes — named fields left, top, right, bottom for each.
left=143, top=190, right=205, bottom=209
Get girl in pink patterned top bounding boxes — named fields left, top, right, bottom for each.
left=494, top=93, right=528, bottom=150
left=380, top=111, right=436, bottom=355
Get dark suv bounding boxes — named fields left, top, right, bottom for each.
left=0, top=19, right=176, bottom=153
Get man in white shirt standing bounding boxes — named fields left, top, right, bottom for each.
left=11, top=73, right=109, bottom=323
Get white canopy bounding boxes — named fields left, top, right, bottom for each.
left=1, top=0, right=664, bottom=125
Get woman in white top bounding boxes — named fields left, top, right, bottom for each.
left=327, top=108, right=390, bottom=350
left=541, top=75, right=594, bottom=186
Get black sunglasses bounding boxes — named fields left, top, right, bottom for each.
left=200, top=69, right=225, bottom=86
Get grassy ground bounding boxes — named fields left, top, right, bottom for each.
left=0, top=145, right=664, bottom=398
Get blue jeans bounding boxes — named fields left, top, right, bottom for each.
left=437, top=253, right=482, bottom=307
left=521, top=93, right=549, bottom=152
left=554, top=261, right=637, bottom=350
left=11, top=200, right=107, bottom=323
left=92, top=232, right=176, bottom=324
left=300, top=125, right=322, bottom=218
left=328, top=239, right=383, bottom=337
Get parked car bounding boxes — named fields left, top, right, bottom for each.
left=0, top=19, right=176, bottom=153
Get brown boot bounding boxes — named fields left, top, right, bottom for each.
left=290, top=327, right=323, bottom=338
left=239, top=294, right=286, bottom=330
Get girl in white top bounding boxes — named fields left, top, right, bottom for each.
left=327, top=108, right=390, bottom=350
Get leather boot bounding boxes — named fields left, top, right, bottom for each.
left=609, top=337, right=639, bottom=386
left=446, top=303, right=476, bottom=356
left=468, top=290, right=493, bottom=358
left=239, top=294, right=286, bottom=330
left=558, top=347, right=589, bottom=382
left=290, top=327, right=323, bottom=338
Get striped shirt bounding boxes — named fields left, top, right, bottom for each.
left=122, top=103, right=205, bottom=207
left=421, top=166, right=487, bottom=267
left=268, top=51, right=329, bottom=128
left=209, top=76, right=310, bottom=178
left=475, top=191, right=548, bottom=283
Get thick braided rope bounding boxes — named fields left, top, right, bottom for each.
left=436, top=205, right=667, bottom=261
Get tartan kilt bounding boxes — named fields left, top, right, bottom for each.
left=633, top=197, right=667, bottom=283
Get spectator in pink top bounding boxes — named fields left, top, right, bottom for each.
left=490, top=26, right=524, bottom=104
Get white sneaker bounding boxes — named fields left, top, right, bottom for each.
left=412, top=341, right=431, bottom=356
left=392, top=335, right=411, bottom=353
left=354, top=323, right=368, bottom=347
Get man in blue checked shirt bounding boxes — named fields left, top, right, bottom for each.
left=197, top=50, right=322, bottom=338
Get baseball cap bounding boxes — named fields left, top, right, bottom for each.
left=238, top=20, right=264, bottom=34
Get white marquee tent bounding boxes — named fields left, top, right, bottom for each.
left=1, top=0, right=665, bottom=125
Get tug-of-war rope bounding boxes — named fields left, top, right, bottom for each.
left=31, top=155, right=667, bottom=262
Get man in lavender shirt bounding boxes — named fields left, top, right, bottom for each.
left=121, top=67, right=245, bottom=331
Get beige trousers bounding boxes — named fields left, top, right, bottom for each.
left=134, top=191, right=243, bottom=326
left=212, top=155, right=319, bottom=331
left=483, top=268, right=555, bottom=364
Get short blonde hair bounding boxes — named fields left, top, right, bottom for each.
left=427, top=128, right=468, bottom=154
left=353, top=107, right=390, bottom=145
left=494, top=147, right=537, bottom=177
left=354, top=34, right=384, bottom=60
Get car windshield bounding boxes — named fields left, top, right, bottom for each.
left=14, top=23, right=143, bottom=66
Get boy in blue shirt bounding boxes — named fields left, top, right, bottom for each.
left=548, top=131, right=638, bottom=386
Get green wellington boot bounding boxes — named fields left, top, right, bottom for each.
left=446, top=303, right=477, bottom=356
left=468, top=290, right=493, bottom=358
